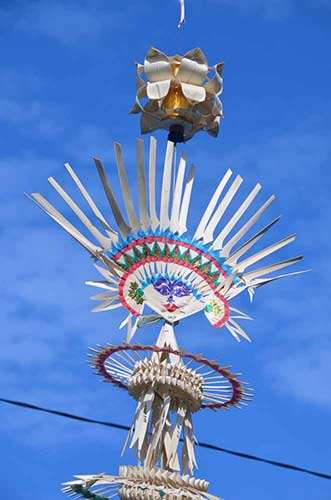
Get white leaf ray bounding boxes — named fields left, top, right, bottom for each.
left=91, top=301, right=122, bottom=313
left=48, top=176, right=112, bottom=249
left=85, top=280, right=118, bottom=291
left=160, top=141, right=175, bottom=229
left=114, top=142, right=140, bottom=232
left=136, top=138, right=150, bottom=229
left=220, top=194, right=276, bottom=257
left=94, top=157, right=131, bottom=238
left=178, top=164, right=196, bottom=235
left=235, top=234, right=296, bottom=273
left=64, top=162, right=118, bottom=240
left=128, top=309, right=143, bottom=343
left=148, top=136, right=159, bottom=229
left=243, top=255, right=303, bottom=281
left=119, top=314, right=130, bottom=330
left=227, top=318, right=251, bottom=342
left=216, top=271, right=237, bottom=295
left=28, top=193, right=101, bottom=255
left=212, top=183, right=261, bottom=250
left=225, top=216, right=280, bottom=266
left=194, top=168, right=232, bottom=241
left=249, top=269, right=308, bottom=288
left=101, top=254, right=125, bottom=276
left=94, top=263, right=119, bottom=284
left=224, top=322, right=245, bottom=342
left=170, top=152, right=186, bottom=232
left=225, top=282, right=250, bottom=300
left=229, top=306, right=252, bottom=320
left=203, top=174, right=243, bottom=244
left=90, top=291, right=119, bottom=301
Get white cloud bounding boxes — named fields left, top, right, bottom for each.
left=0, top=98, right=65, bottom=137
left=208, top=0, right=331, bottom=19
left=266, top=341, right=331, bottom=408
left=6, top=0, right=125, bottom=46
left=223, top=0, right=293, bottom=18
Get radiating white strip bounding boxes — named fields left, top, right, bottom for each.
left=160, top=141, right=174, bottom=229
left=91, top=301, right=122, bottom=312
left=225, top=216, right=280, bottom=266
left=94, top=263, right=119, bottom=284
left=86, top=280, right=118, bottom=291
left=148, top=136, right=159, bottom=229
left=170, top=152, right=186, bottom=233
left=64, top=162, right=118, bottom=240
left=236, top=234, right=296, bottom=272
left=114, top=142, right=140, bottom=232
left=136, top=138, right=150, bottom=229
left=90, top=291, right=118, bottom=301
left=48, top=176, right=112, bottom=249
left=193, top=169, right=232, bottom=241
left=227, top=318, right=251, bottom=341
left=212, top=183, right=261, bottom=250
left=178, top=164, right=195, bottom=235
left=220, top=195, right=275, bottom=257
left=249, top=269, right=307, bottom=288
left=29, top=193, right=101, bottom=255
left=203, top=175, right=242, bottom=244
left=244, top=255, right=303, bottom=280
left=94, top=157, right=131, bottom=239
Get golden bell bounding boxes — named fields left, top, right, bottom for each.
left=162, top=83, right=190, bottom=118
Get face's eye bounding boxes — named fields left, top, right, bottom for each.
left=172, top=281, right=191, bottom=297
left=153, top=278, right=171, bottom=296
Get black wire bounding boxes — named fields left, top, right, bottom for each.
left=1, top=397, right=330, bottom=481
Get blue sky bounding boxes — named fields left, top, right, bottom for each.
left=1, top=0, right=330, bottom=499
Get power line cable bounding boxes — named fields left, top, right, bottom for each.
left=0, top=397, right=330, bottom=481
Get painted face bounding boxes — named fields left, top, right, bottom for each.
left=140, top=274, right=203, bottom=322
left=113, top=235, right=231, bottom=324
left=153, top=278, right=192, bottom=312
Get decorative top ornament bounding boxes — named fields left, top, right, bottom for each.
left=130, top=48, right=224, bottom=143
left=29, top=137, right=303, bottom=344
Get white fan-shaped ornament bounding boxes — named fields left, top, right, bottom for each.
left=30, top=137, right=303, bottom=344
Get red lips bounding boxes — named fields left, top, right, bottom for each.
left=164, top=303, right=179, bottom=312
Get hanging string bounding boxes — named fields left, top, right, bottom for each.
left=178, top=0, right=185, bottom=28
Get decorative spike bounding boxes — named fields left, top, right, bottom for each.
left=220, top=194, right=276, bottom=257
left=48, top=176, right=112, bottom=249
left=148, top=136, right=159, bottom=229
left=212, top=183, right=262, bottom=250
left=28, top=193, right=101, bottom=255
left=64, top=162, right=117, bottom=238
left=178, top=164, right=196, bottom=236
left=194, top=168, right=232, bottom=241
left=225, top=216, right=280, bottom=266
left=136, top=138, right=150, bottom=229
left=244, top=255, right=304, bottom=281
left=170, top=152, right=187, bottom=233
left=236, top=234, right=296, bottom=272
left=160, top=141, right=175, bottom=229
left=203, top=174, right=242, bottom=244
left=114, top=142, right=140, bottom=232
left=93, top=157, right=131, bottom=238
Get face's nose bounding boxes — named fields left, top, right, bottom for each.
left=167, top=294, right=174, bottom=304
